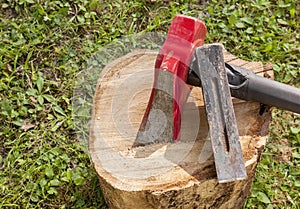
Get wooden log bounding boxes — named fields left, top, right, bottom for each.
left=89, top=45, right=272, bottom=209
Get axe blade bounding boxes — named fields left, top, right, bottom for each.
left=194, top=45, right=247, bottom=183
left=135, top=15, right=206, bottom=146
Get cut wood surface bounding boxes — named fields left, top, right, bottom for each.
left=89, top=45, right=273, bottom=209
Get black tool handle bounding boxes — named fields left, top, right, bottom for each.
left=227, top=64, right=300, bottom=114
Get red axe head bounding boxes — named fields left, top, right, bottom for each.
left=136, top=15, right=206, bottom=145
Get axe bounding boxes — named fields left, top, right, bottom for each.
left=135, top=15, right=300, bottom=183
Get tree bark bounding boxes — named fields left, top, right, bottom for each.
left=89, top=45, right=272, bottom=209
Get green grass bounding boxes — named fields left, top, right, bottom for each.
left=0, top=0, right=299, bottom=208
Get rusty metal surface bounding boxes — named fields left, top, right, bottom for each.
left=194, top=45, right=247, bottom=183
left=135, top=70, right=174, bottom=145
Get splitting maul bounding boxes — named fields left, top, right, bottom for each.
left=135, top=15, right=300, bottom=183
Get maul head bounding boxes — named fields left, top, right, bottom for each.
left=135, top=15, right=206, bottom=145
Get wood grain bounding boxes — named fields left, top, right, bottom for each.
left=89, top=46, right=272, bottom=209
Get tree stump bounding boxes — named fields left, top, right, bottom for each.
left=89, top=46, right=272, bottom=209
